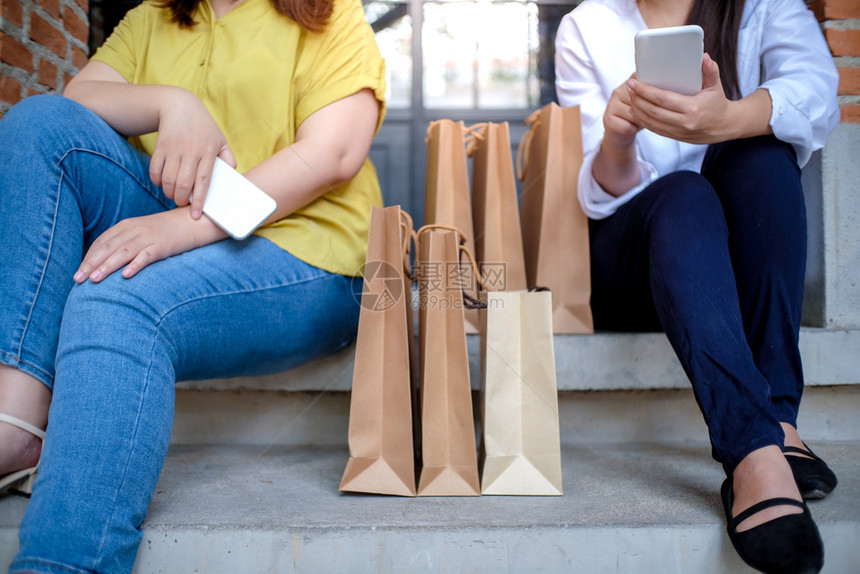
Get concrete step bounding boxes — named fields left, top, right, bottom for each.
left=167, top=385, right=860, bottom=447
left=176, top=328, right=860, bottom=393
left=2, top=442, right=858, bottom=573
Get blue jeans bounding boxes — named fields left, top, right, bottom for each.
left=1, top=96, right=362, bottom=573
left=588, top=135, right=807, bottom=474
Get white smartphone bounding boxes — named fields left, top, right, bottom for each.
left=634, top=25, right=704, bottom=96
left=202, top=157, right=277, bottom=240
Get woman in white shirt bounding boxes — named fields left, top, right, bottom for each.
left=556, top=0, right=839, bottom=572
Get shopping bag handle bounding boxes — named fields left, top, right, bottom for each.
left=516, top=109, right=542, bottom=182
left=400, top=209, right=418, bottom=280
left=415, top=223, right=490, bottom=297
left=464, top=123, right=488, bottom=157
left=425, top=119, right=466, bottom=141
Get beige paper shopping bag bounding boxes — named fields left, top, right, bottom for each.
left=340, top=205, right=416, bottom=496
left=480, top=289, right=563, bottom=495
left=467, top=122, right=528, bottom=292
left=424, top=120, right=480, bottom=334
left=414, top=227, right=480, bottom=496
left=518, top=103, right=593, bottom=334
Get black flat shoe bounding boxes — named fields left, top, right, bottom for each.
left=721, top=477, right=824, bottom=574
left=785, top=444, right=838, bottom=500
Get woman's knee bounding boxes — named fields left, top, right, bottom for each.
left=0, top=95, right=105, bottom=154
left=638, top=171, right=727, bottom=238
left=706, top=135, right=798, bottom=175
left=3, top=95, right=89, bottom=129
left=704, top=136, right=803, bottom=207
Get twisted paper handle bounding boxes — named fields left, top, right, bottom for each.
left=516, top=108, right=542, bottom=182
left=415, top=223, right=489, bottom=306
left=399, top=209, right=418, bottom=280
left=464, top=122, right=488, bottom=157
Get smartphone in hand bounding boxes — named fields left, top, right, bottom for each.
left=202, top=158, right=277, bottom=240
left=635, top=25, right=704, bottom=96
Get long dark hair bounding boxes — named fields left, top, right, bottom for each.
left=155, top=0, right=333, bottom=32
left=686, top=0, right=745, bottom=100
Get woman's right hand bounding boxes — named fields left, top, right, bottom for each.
left=149, top=90, right=237, bottom=219
left=64, top=61, right=237, bottom=219
left=603, top=78, right=642, bottom=149
left=592, top=78, right=643, bottom=197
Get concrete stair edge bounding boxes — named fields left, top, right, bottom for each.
left=176, top=327, right=860, bottom=393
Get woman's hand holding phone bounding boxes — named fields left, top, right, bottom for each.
left=148, top=89, right=237, bottom=219
left=627, top=53, right=737, bottom=144
left=629, top=45, right=774, bottom=146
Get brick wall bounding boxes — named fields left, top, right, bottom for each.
left=810, top=0, right=860, bottom=123
left=0, top=0, right=88, bottom=118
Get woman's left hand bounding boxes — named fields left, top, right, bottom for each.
left=74, top=209, right=226, bottom=283
left=626, top=53, right=736, bottom=145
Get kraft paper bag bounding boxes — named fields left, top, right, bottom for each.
left=340, top=205, right=416, bottom=496
left=414, top=227, right=480, bottom=496
left=467, top=122, right=528, bottom=293
left=480, top=289, right=563, bottom=496
left=424, top=120, right=480, bottom=334
left=518, top=103, right=594, bottom=334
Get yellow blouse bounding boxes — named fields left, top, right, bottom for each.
left=91, top=0, right=386, bottom=276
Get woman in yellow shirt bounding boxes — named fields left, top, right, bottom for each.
left=0, top=0, right=385, bottom=571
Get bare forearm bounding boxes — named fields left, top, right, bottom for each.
left=592, top=139, right=640, bottom=198
left=723, top=88, right=773, bottom=141
left=243, top=89, right=378, bottom=222
left=63, top=81, right=187, bottom=137
left=243, top=140, right=362, bottom=223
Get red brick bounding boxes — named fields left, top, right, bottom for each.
left=0, top=75, right=22, bottom=105
left=0, top=0, right=25, bottom=28
left=37, top=57, right=59, bottom=89
left=62, top=7, right=88, bottom=45
left=838, top=66, right=860, bottom=95
left=29, top=12, right=66, bottom=57
left=71, top=44, right=87, bottom=70
left=73, top=0, right=89, bottom=12
left=825, top=28, right=860, bottom=57
left=39, top=0, right=60, bottom=20
left=841, top=104, right=860, bottom=123
left=809, top=0, right=860, bottom=20
left=0, top=31, right=34, bottom=73
left=27, top=87, right=42, bottom=98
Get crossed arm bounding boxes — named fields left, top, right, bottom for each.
left=63, top=61, right=379, bottom=282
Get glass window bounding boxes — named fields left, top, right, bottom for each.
left=423, top=1, right=539, bottom=109
left=364, top=1, right=413, bottom=109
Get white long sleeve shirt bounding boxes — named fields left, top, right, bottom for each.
left=555, top=0, right=840, bottom=219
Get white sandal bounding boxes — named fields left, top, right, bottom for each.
left=0, top=413, right=46, bottom=496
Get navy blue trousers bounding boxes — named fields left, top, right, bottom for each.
left=588, top=135, right=806, bottom=473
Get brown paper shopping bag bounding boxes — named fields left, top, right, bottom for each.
left=480, top=289, right=563, bottom=495
left=424, top=120, right=480, bottom=334
left=467, top=122, right=528, bottom=292
left=414, top=226, right=480, bottom=496
left=340, top=205, right=417, bottom=496
left=518, top=103, right=593, bottom=333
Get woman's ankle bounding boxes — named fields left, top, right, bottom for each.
left=0, top=422, right=42, bottom=475
left=780, top=422, right=815, bottom=457
left=0, top=366, right=50, bottom=475
left=730, top=445, right=803, bottom=532
left=0, top=366, right=51, bottom=428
